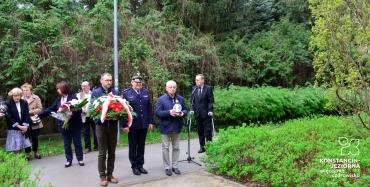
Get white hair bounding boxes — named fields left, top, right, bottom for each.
left=196, top=74, right=204, bottom=80
left=81, top=81, right=90, bottom=86
left=166, top=80, right=177, bottom=87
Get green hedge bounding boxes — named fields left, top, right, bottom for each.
left=214, top=86, right=332, bottom=125
left=0, top=150, right=44, bottom=186
left=203, top=116, right=369, bottom=186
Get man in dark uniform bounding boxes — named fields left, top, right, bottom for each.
left=190, top=74, right=214, bottom=153
left=121, top=73, right=155, bottom=175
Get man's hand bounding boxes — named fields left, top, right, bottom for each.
left=128, top=105, right=133, bottom=112
left=148, top=124, right=155, bottom=131
left=208, top=112, right=213, bottom=116
left=0, top=113, right=4, bottom=117
left=170, top=109, right=177, bottom=117
left=122, top=127, right=129, bottom=134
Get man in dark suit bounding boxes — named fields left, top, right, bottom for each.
left=121, top=73, right=155, bottom=175
left=190, top=74, right=214, bottom=153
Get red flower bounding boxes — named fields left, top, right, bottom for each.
left=117, top=104, right=123, bottom=109
left=96, top=106, right=102, bottom=112
left=109, top=103, right=116, bottom=109
left=113, top=107, right=121, bottom=112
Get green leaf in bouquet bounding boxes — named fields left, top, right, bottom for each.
left=73, top=98, right=89, bottom=108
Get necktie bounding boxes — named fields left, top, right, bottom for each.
left=198, top=87, right=202, bottom=96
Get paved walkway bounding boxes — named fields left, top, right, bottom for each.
left=127, top=171, right=245, bottom=187
left=31, top=139, right=241, bottom=187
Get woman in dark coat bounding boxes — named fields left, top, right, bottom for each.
left=4, top=87, right=32, bottom=160
left=37, top=81, right=84, bottom=167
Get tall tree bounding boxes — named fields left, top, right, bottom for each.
left=310, top=0, right=370, bottom=129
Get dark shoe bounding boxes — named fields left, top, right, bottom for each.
left=83, top=149, right=91, bottom=154
left=165, top=169, right=172, bottom=176
left=132, top=168, right=141, bottom=175
left=65, top=161, right=72, bottom=168
left=34, top=153, right=42, bottom=159
left=78, top=161, right=85, bottom=166
left=172, top=168, right=181, bottom=175
left=107, top=176, right=119, bottom=184
left=100, top=177, right=108, bottom=186
left=198, top=148, right=206, bottom=153
left=138, top=167, right=148, bottom=174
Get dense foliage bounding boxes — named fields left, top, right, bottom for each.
left=0, top=150, right=44, bottom=186
left=309, top=0, right=370, bottom=129
left=214, top=86, right=333, bottom=125
left=204, top=116, right=370, bottom=186
left=0, top=0, right=313, bottom=103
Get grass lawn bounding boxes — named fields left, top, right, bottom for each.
left=38, top=128, right=198, bottom=157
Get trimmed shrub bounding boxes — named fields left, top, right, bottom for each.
left=203, top=116, right=369, bottom=186
left=214, top=86, right=331, bottom=126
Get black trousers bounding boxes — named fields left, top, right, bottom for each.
left=30, top=128, right=40, bottom=153
left=196, top=116, right=212, bottom=148
left=128, top=128, right=148, bottom=169
left=82, top=117, right=98, bottom=150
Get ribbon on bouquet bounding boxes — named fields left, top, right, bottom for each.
left=59, top=101, right=72, bottom=111
left=121, top=99, right=133, bottom=127
left=101, top=93, right=115, bottom=123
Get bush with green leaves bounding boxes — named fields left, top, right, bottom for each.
left=214, top=86, right=331, bottom=126
left=0, top=150, right=45, bottom=187
left=203, top=116, right=370, bottom=186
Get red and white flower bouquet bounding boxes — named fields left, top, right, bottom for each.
left=51, top=98, right=89, bottom=129
left=88, top=93, right=134, bottom=127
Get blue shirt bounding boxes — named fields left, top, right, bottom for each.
left=122, top=88, right=154, bottom=129
left=156, top=93, right=187, bottom=134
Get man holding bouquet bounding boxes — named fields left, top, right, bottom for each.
left=156, top=80, right=187, bottom=176
left=121, top=73, right=155, bottom=176
left=90, top=73, right=119, bottom=186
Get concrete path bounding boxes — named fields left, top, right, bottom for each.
left=127, top=171, right=245, bottom=187
left=31, top=139, right=212, bottom=187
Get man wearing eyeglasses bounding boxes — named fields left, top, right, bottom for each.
left=91, top=73, right=119, bottom=186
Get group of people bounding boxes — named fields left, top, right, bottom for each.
left=0, top=83, right=43, bottom=160
left=0, top=72, right=214, bottom=187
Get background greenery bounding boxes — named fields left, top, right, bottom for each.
left=213, top=86, right=331, bottom=125
left=0, top=0, right=313, bottom=100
